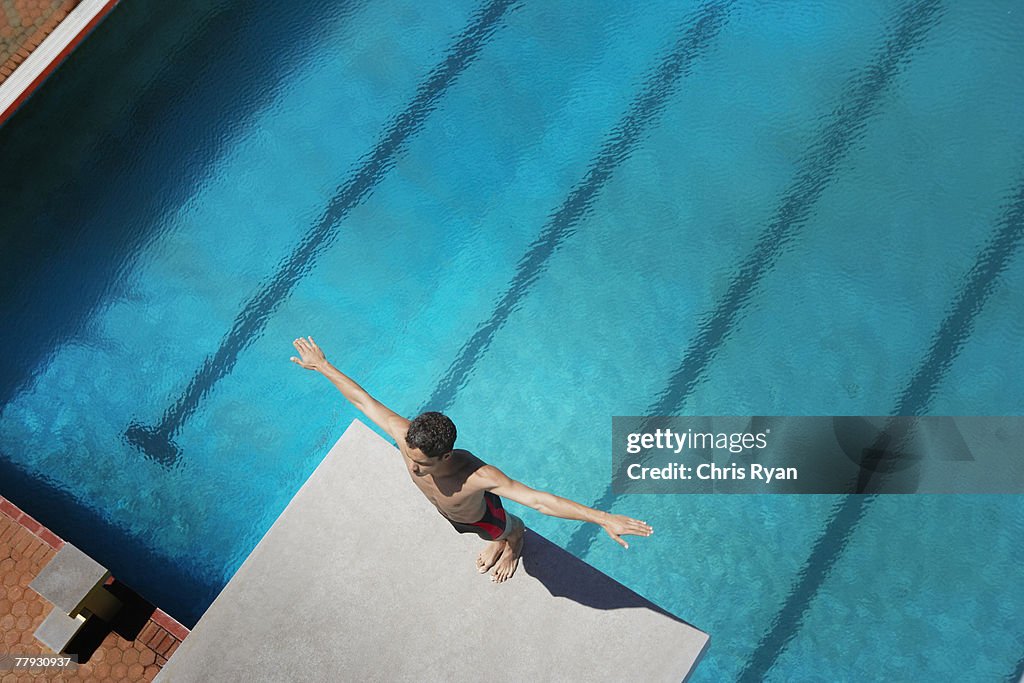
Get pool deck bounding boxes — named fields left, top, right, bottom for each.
left=157, top=419, right=709, bottom=682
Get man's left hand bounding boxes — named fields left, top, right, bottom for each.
left=601, top=514, right=653, bottom=549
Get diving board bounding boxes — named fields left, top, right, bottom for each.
left=156, top=420, right=708, bottom=682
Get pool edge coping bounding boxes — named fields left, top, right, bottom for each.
left=0, top=0, right=121, bottom=129
left=0, top=492, right=191, bottom=643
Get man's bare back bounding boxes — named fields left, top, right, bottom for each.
left=291, top=336, right=652, bottom=583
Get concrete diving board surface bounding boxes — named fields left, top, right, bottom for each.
left=157, top=420, right=709, bottom=682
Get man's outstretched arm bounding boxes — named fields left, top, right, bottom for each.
left=476, top=465, right=653, bottom=549
left=290, top=336, right=409, bottom=441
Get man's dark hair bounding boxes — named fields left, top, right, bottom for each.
left=405, top=412, right=457, bottom=458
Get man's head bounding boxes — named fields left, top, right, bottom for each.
left=405, top=411, right=457, bottom=459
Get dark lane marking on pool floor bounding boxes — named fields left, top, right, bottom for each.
left=737, top=174, right=1024, bottom=682
left=125, top=0, right=522, bottom=465
left=894, top=180, right=1024, bottom=416
left=566, top=0, right=945, bottom=555
left=421, top=0, right=735, bottom=414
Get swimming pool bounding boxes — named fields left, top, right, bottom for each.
left=1, top=0, right=1022, bottom=679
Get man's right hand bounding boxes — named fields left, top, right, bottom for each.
left=291, top=336, right=327, bottom=371
left=291, top=339, right=409, bottom=442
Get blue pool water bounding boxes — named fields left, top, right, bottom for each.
left=1, top=0, right=1022, bottom=680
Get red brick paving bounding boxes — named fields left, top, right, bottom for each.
left=0, top=496, right=189, bottom=682
left=0, top=0, right=80, bottom=86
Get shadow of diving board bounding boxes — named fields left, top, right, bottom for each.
left=156, top=420, right=709, bottom=682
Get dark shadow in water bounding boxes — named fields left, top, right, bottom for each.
left=422, top=0, right=735, bottom=415
left=125, top=0, right=523, bottom=466
left=0, top=0, right=363, bottom=412
left=0, top=453, right=217, bottom=627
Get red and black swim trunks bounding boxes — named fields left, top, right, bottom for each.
left=444, top=491, right=508, bottom=540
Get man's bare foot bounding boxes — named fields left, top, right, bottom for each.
left=476, top=541, right=505, bottom=574
left=491, top=521, right=524, bottom=584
